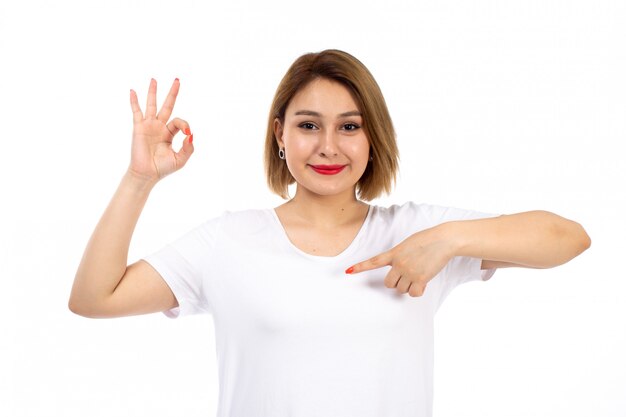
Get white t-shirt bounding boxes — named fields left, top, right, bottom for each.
left=143, top=201, right=497, bottom=417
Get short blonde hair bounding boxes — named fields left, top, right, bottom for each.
left=264, top=49, right=399, bottom=201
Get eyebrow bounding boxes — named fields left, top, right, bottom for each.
left=293, top=110, right=362, bottom=118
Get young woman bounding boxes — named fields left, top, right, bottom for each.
left=69, top=49, right=590, bottom=417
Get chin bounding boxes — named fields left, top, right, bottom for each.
left=304, top=184, right=356, bottom=197
left=292, top=172, right=361, bottom=197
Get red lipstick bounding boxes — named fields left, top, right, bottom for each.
left=310, top=164, right=346, bottom=175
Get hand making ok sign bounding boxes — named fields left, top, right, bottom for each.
left=128, top=78, right=194, bottom=185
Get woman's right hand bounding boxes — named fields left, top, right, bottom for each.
left=128, top=78, right=194, bottom=185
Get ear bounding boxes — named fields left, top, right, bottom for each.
left=273, top=118, right=284, bottom=148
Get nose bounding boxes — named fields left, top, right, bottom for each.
left=318, top=130, right=339, bottom=157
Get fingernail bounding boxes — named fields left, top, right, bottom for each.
left=345, top=266, right=354, bottom=274
left=189, top=134, right=193, bottom=144
left=184, top=128, right=191, bottom=135
left=175, top=78, right=179, bottom=82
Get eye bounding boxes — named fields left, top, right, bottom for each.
left=298, top=122, right=317, bottom=130
left=342, top=123, right=361, bottom=131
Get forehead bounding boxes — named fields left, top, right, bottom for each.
left=286, top=78, right=359, bottom=115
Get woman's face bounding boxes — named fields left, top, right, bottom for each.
left=274, top=78, right=370, bottom=199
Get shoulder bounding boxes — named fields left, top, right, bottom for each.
left=209, top=208, right=275, bottom=236
left=218, top=208, right=271, bottom=222
left=185, top=208, right=270, bottom=237
left=371, top=201, right=444, bottom=221
left=371, top=201, right=498, bottom=227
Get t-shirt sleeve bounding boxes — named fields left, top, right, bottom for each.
left=142, top=216, right=222, bottom=319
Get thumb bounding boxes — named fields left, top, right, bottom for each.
left=174, top=133, right=194, bottom=168
left=345, top=251, right=392, bottom=275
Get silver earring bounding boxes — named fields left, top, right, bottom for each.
left=279, top=148, right=285, bottom=160
left=369, top=155, right=374, bottom=162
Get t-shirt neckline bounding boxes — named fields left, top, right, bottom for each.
left=268, top=205, right=374, bottom=261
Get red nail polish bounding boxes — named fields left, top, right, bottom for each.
left=189, top=134, right=193, bottom=144
left=345, top=266, right=354, bottom=274
left=184, top=128, right=191, bottom=135
left=175, top=78, right=179, bottom=82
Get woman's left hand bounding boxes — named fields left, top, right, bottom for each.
left=345, top=225, right=456, bottom=297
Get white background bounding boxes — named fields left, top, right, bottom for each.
left=1, top=0, right=624, bottom=416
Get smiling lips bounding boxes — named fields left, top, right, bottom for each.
left=310, top=164, right=347, bottom=175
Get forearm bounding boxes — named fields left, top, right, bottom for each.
left=446, top=211, right=591, bottom=268
left=69, top=171, right=157, bottom=310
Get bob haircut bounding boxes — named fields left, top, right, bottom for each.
left=264, top=49, right=399, bottom=201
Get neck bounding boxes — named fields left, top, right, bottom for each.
left=285, top=185, right=368, bottom=228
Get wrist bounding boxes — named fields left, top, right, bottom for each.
left=438, top=220, right=470, bottom=258
left=122, top=169, right=158, bottom=194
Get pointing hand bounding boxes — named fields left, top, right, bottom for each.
left=345, top=225, right=455, bottom=297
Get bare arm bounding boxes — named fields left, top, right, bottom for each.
left=449, top=211, right=591, bottom=269
left=69, top=172, right=173, bottom=317
left=69, top=78, right=194, bottom=318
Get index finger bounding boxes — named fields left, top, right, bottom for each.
left=345, top=252, right=392, bottom=275
left=157, top=78, right=181, bottom=122
left=130, top=89, right=143, bottom=124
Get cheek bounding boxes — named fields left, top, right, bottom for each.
left=342, top=137, right=370, bottom=160
left=283, top=136, right=314, bottom=170
left=286, top=139, right=314, bottom=160
left=282, top=129, right=308, bottom=153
